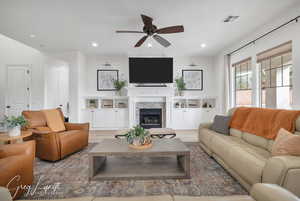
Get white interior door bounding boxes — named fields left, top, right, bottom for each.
left=6, top=66, right=31, bottom=117
left=46, top=66, right=69, bottom=115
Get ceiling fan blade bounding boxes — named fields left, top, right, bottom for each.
left=141, top=14, right=153, bottom=26
left=153, top=35, right=171, bottom=47
left=155, top=25, right=184, bottom=34
left=116, top=30, right=144, bottom=33
left=134, top=35, right=148, bottom=47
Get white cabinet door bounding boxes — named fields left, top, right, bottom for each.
left=93, top=109, right=115, bottom=128
left=172, top=109, right=185, bottom=129
left=201, top=109, right=216, bottom=123
left=92, top=109, right=129, bottom=129
left=115, top=109, right=129, bottom=128
left=183, top=109, right=202, bottom=129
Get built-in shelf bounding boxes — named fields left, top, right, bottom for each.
left=173, top=97, right=216, bottom=109
left=84, top=97, right=129, bottom=109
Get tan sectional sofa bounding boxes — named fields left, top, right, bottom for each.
left=198, top=108, right=300, bottom=197
left=0, top=184, right=299, bottom=201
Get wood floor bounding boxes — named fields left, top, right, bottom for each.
left=89, top=129, right=198, bottom=143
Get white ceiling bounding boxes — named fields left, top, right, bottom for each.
left=0, top=0, right=299, bottom=56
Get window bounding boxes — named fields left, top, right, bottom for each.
left=233, top=58, right=252, bottom=107
left=258, top=42, right=292, bottom=109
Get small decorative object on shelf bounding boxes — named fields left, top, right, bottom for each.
left=86, top=99, right=98, bottom=109
left=113, top=79, right=126, bottom=96
left=175, top=77, right=186, bottom=96
left=4, top=115, right=27, bottom=137
left=125, top=125, right=152, bottom=149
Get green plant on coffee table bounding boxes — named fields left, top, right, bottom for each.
left=125, top=125, right=151, bottom=146
left=4, top=115, right=27, bottom=129
left=175, top=77, right=186, bottom=91
left=113, top=79, right=126, bottom=91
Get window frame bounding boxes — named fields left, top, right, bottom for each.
left=258, top=51, right=292, bottom=108
left=232, top=58, right=252, bottom=107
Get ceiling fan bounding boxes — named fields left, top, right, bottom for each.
left=116, top=14, right=184, bottom=48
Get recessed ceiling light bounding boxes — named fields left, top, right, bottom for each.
left=147, top=43, right=153, bottom=48
left=91, top=42, right=99, bottom=47
left=201, top=43, right=206, bottom=48
left=29, top=34, right=36, bottom=38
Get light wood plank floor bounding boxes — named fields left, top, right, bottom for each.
left=89, top=129, right=198, bottom=143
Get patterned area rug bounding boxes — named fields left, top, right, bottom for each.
left=21, top=143, right=247, bottom=199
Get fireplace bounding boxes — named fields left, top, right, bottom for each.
left=139, top=108, right=162, bottom=129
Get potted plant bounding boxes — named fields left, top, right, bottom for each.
left=125, top=125, right=152, bottom=148
left=175, top=77, right=186, bottom=96
left=4, top=115, right=27, bottom=137
left=113, top=79, right=126, bottom=96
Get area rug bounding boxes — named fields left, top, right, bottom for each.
left=21, top=143, right=247, bottom=199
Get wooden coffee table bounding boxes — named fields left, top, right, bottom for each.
left=0, top=130, right=32, bottom=144
left=89, top=138, right=190, bottom=180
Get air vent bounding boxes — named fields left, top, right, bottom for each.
left=223, top=16, right=239, bottom=23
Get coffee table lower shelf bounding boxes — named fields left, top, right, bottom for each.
left=89, top=155, right=190, bottom=180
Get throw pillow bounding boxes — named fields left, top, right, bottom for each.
left=272, top=128, right=300, bottom=156
left=42, top=109, right=66, bottom=132
left=210, top=115, right=231, bottom=135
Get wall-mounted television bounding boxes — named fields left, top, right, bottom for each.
left=129, top=57, right=173, bottom=83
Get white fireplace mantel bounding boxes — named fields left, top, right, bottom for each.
left=126, top=86, right=175, bottom=97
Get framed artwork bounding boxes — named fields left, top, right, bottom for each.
left=97, top=69, right=119, bottom=91
left=182, top=69, right=203, bottom=90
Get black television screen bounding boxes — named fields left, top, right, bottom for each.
left=129, top=57, right=173, bottom=83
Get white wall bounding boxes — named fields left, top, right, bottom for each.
left=84, top=55, right=217, bottom=97
left=50, top=51, right=86, bottom=122
left=0, top=34, right=47, bottom=119
left=45, top=59, right=69, bottom=114
left=213, top=5, right=300, bottom=113
left=0, top=34, right=71, bottom=120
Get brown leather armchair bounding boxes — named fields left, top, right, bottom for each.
left=0, top=140, right=35, bottom=200
left=22, top=109, right=89, bottom=161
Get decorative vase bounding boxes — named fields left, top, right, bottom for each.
left=115, top=90, right=122, bottom=96
left=8, top=126, right=21, bottom=137
left=178, top=90, right=184, bottom=96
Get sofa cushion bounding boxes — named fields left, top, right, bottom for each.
left=251, top=183, right=299, bottom=201
left=93, top=195, right=173, bottom=201
left=22, top=111, right=47, bottom=128
left=199, top=128, right=220, bottom=148
left=42, top=109, right=66, bottom=132
left=210, top=134, right=270, bottom=185
left=210, top=135, right=248, bottom=163
left=0, top=187, right=12, bottom=201
left=227, top=146, right=268, bottom=185
left=242, top=132, right=269, bottom=150
left=230, top=128, right=242, bottom=138
left=211, top=115, right=231, bottom=135
left=267, top=140, right=274, bottom=152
